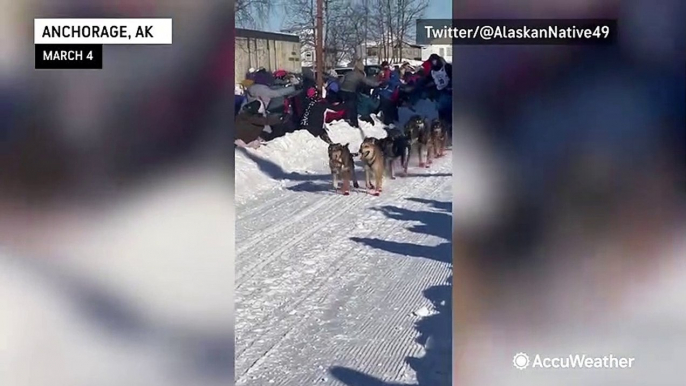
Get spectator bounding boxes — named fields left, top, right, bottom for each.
left=376, top=68, right=403, bottom=125
left=245, top=74, right=299, bottom=113
left=300, top=87, right=347, bottom=144
left=235, top=100, right=284, bottom=148
left=378, top=61, right=392, bottom=82
left=339, top=60, right=380, bottom=128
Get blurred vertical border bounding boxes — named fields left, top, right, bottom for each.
left=452, top=1, right=685, bottom=385
left=0, top=1, right=236, bottom=385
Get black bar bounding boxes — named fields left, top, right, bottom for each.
left=35, top=44, right=103, bottom=70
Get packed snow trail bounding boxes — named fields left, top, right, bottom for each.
left=235, top=117, right=452, bottom=385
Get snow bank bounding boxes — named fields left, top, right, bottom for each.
left=235, top=98, right=440, bottom=204
left=235, top=116, right=388, bottom=204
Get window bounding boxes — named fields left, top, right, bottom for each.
left=447, top=46, right=452, bottom=57
left=439, top=47, right=444, bottom=57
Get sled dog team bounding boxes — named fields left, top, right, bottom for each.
left=328, top=115, right=449, bottom=196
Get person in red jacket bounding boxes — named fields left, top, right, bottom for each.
left=378, top=61, right=392, bottom=82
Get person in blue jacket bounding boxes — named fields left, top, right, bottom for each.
left=375, top=69, right=403, bottom=125
left=325, top=76, right=342, bottom=103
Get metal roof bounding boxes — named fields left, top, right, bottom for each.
left=236, top=28, right=300, bottom=43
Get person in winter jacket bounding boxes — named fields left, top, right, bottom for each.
left=245, top=74, right=299, bottom=113
left=234, top=94, right=245, bottom=118
left=419, top=54, right=452, bottom=92
left=300, top=87, right=347, bottom=144
left=301, top=68, right=317, bottom=91
left=339, top=60, right=381, bottom=128
left=252, top=68, right=275, bottom=86
left=246, top=67, right=256, bottom=80
left=325, top=77, right=342, bottom=103
left=235, top=100, right=284, bottom=148
left=376, top=69, right=403, bottom=124
left=416, top=54, right=453, bottom=125
left=378, top=61, right=392, bottom=82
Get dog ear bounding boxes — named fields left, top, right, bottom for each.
left=344, top=143, right=349, bottom=148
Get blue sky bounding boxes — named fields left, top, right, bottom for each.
left=265, top=0, right=451, bottom=39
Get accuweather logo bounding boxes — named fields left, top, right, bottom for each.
left=512, top=352, right=635, bottom=370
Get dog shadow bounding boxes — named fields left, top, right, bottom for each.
left=287, top=181, right=336, bottom=193
left=402, top=172, right=452, bottom=178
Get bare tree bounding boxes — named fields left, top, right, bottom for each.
left=364, top=0, right=426, bottom=62
left=367, top=0, right=387, bottom=61
left=281, top=0, right=318, bottom=65
left=394, top=0, right=428, bottom=60
left=283, top=0, right=358, bottom=68
left=281, top=0, right=425, bottom=67
left=341, top=2, right=369, bottom=62
left=235, top=0, right=273, bottom=28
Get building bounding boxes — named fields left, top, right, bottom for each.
left=421, top=44, right=452, bottom=63
left=280, top=27, right=315, bottom=67
left=360, top=40, right=423, bottom=64
left=279, top=27, right=345, bottom=69
left=235, top=28, right=301, bottom=83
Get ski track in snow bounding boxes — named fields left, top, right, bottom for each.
left=236, top=113, right=452, bottom=385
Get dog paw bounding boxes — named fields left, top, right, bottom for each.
left=372, top=191, right=380, bottom=196
left=425, top=164, right=431, bottom=168
left=418, top=162, right=425, bottom=167
left=343, top=191, right=350, bottom=195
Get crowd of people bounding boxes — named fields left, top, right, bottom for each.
left=234, top=54, right=452, bottom=148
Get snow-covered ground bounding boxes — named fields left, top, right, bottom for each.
left=235, top=108, right=452, bottom=385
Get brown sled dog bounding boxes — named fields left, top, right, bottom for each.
left=403, top=115, right=431, bottom=168
left=328, top=143, right=360, bottom=195
left=428, top=118, right=449, bottom=159
left=359, top=137, right=385, bottom=195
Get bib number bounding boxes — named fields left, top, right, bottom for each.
left=432, top=69, right=449, bottom=91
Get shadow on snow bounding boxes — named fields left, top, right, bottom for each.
left=236, top=145, right=330, bottom=182
left=331, top=198, right=452, bottom=385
